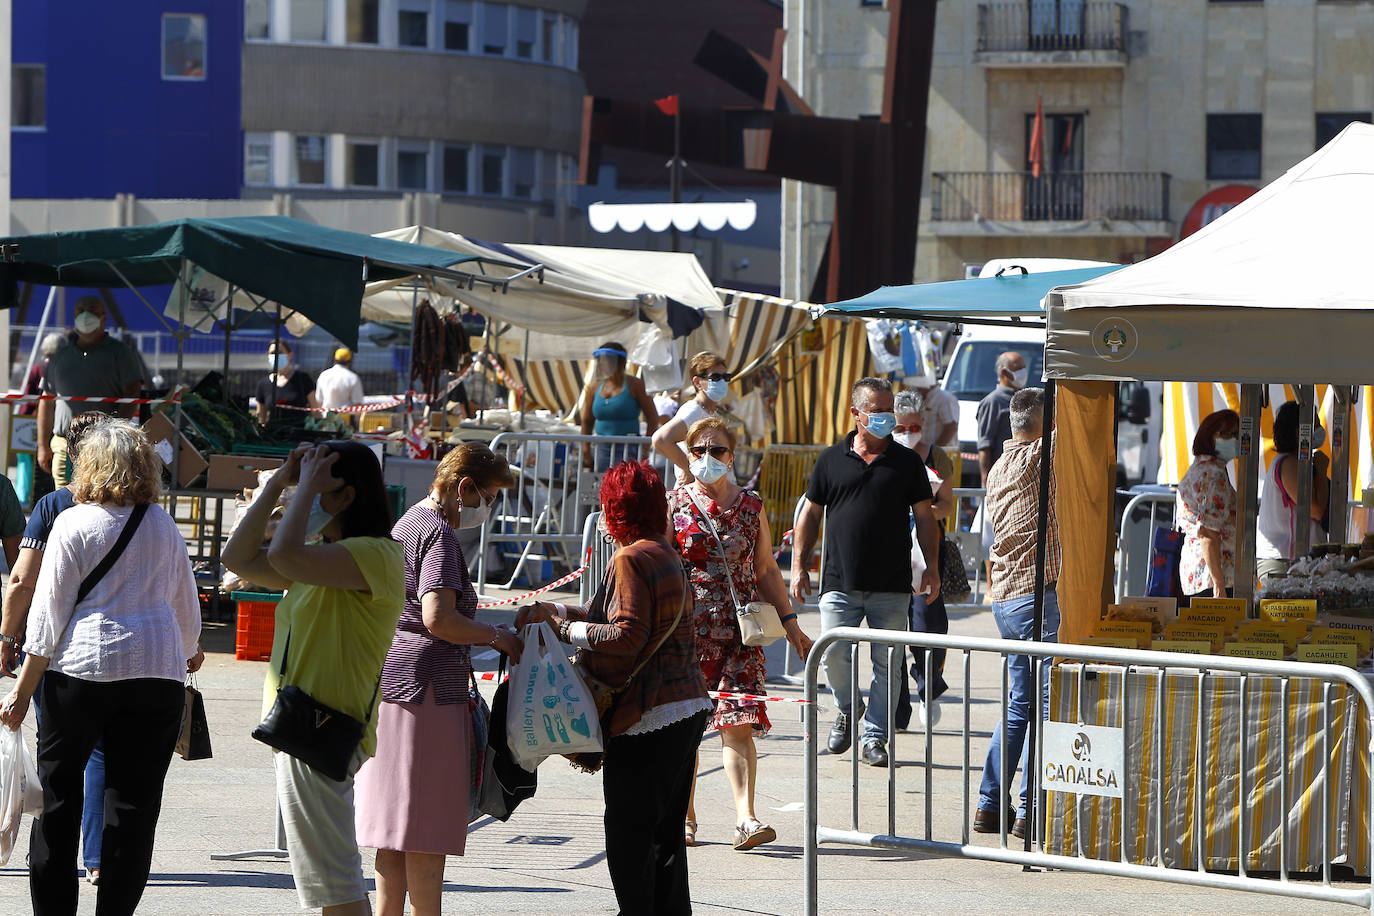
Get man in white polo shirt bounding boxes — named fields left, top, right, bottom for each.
left=315, top=347, right=365, bottom=412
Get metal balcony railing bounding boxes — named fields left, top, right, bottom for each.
left=930, top=171, right=1171, bottom=223
left=977, top=2, right=1128, bottom=54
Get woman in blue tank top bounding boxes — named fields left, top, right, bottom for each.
left=579, top=341, right=662, bottom=471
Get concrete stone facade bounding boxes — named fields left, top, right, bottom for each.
left=782, top=0, right=1374, bottom=293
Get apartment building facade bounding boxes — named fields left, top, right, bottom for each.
left=782, top=0, right=1373, bottom=294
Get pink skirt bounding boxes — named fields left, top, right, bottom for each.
left=354, top=691, right=472, bottom=855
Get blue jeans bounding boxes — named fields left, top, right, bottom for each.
left=819, top=590, right=912, bottom=742
left=34, top=678, right=105, bottom=869
left=907, top=593, right=949, bottom=703
left=978, top=591, right=1060, bottom=818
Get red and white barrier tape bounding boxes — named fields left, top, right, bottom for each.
left=279, top=371, right=477, bottom=417
left=475, top=566, right=586, bottom=609
left=470, top=669, right=812, bottom=704
left=1, top=390, right=182, bottom=406
left=773, top=529, right=793, bottom=560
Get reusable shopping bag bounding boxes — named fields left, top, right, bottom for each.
left=505, top=621, right=603, bottom=771
left=0, top=726, right=42, bottom=865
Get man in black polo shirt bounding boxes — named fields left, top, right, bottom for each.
left=791, top=377, right=941, bottom=767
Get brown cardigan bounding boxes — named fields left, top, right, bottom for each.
left=565, top=536, right=707, bottom=736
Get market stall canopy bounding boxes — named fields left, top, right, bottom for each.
left=360, top=227, right=724, bottom=360
left=1046, top=121, right=1374, bottom=385
left=0, top=215, right=510, bottom=349
left=823, top=266, right=1121, bottom=325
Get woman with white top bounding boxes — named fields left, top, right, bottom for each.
left=0, top=420, right=203, bottom=916
left=1256, top=401, right=1330, bottom=581
left=651, top=351, right=730, bottom=488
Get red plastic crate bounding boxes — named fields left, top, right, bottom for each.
left=233, top=592, right=281, bottom=661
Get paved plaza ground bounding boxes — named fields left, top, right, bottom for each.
left=0, top=592, right=1362, bottom=914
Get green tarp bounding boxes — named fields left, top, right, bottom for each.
left=0, top=215, right=498, bottom=348
left=823, top=266, right=1123, bottom=323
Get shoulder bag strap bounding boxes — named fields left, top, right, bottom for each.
left=76, top=503, right=150, bottom=604
left=617, top=564, right=690, bottom=689
left=684, top=487, right=744, bottom=610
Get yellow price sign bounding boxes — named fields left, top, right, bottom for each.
left=1117, top=596, right=1178, bottom=620
left=1259, top=599, right=1318, bottom=622
left=1164, top=623, right=1227, bottom=652
left=1322, top=616, right=1374, bottom=651
left=1294, top=643, right=1359, bottom=667
left=1150, top=639, right=1212, bottom=655
left=1094, top=620, right=1152, bottom=649
left=1223, top=642, right=1284, bottom=660
left=1083, top=636, right=1139, bottom=650
left=1236, top=620, right=1305, bottom=651
left=1309, top=627, right=1371, bottom=653
left=1182, top=598, right=1246, bottom=628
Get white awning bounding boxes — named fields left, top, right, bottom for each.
left=587, top=200, right=757, bottom=233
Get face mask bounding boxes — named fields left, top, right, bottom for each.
left=893, top=430, right=922, bottom=450
left=305, top=494, right=334, bottom=537
left=690, top=454, right=729, bottom=485
left=269, top=353, right=288, bottom=371
left=862, top=411, right=897, bottom=439
left=1010, top=367, right=1030, bottom=389
left=1213, top=437, right=1239, bottom=462
left=456, top=489, right=493, bottom=530
left=74, top=312, right=103, bottom=335
left=1313, top=426, right=1327, bottom=450
left=703, top=378, right=729, bottom=403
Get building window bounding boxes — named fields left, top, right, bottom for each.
left=1316, top=112, right=1370, bottom=150
left=347, top=140, right=380, bottom=187
left=12, top=64, right=45, bottom=128
left=515, top=6, right=537, bottom=59
left=482, top=4, right=508, bottom=55
left=245, top=133, right=273, bottom=185
left=162, top=14, right=207, bottom=80
left=1206, top=114, right=1261, bottom=180
left=346, top=0, right=379, bottom=43
left=511, top=147, right=536, bottom=199
left=398, top=0, right=431, bottom=47
left=291, top=0, right=328, bottom=41
left=397, top=146, right=430, bottom=190
left=245, top=0, right=272, bottom=39
left=861, top=0, right=885, bottom=6
left=481, top=145, right=506, bottom=195
left=444, top=1, right=472, bottom=51
left=563, top=17, right=578, bottom=69
left=443, top=144, right=471, bottom=193
left=293, top=134, right=327, bottom=185
left=540, top=12, right=559, bottom=64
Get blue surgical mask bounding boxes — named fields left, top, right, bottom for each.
left=1214, top=437, right=1239, bottom=462
left=862, top=411, right=897, bottom=439
left=269, top=353, right=288, bottom=371
left=703, top=378, right=729, bottom=403
left=304, top=494, right=334, bottom=537
left=690, top=454, right=729, bottom=484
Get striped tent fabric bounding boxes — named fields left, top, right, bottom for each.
left=769, top=318, right=873, bottom=447
left=1161, top=383, right=1374, bottom=503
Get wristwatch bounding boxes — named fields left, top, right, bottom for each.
left=0, top=633, right=18, bottom=647
left=555, top=616, right=572, bottom=643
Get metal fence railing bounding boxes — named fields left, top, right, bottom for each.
left=578, top=510, right=616, bottom=606
left=1115, top=487, right=1177, bottom=601
left=930, top=171, right=1171, bottom=224
left=803, top=628, right=1374, bottom=914
left=976, top=1, right=1128, bottom=53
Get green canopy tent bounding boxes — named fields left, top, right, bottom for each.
left=0, top=215, right=534, bottom=349
left=821, top=266, right=1122, bottom=326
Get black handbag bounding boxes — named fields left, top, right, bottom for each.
left=478, top=675, right=538, bottom=821
left=938, top=535, right=972, bottom=602
left=175, top=677, right=213, bottom=761
left=251, top=628, right=380, bottom=782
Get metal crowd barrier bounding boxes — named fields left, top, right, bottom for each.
left=578, top=510, right=616, bottom=605
left=949, top=487, right=987, bottom=607
left=1114, top=487, right=1178, bottom=601
left=803, top=628, right=1374, bottom=914
left=477, top=432, right=650, bottom=593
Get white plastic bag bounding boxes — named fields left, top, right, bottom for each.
left=0, top=726, right=42, bottom=865
left=506, top=622, right=603, bottom=771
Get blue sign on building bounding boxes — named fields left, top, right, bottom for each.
left=12, top=0, right=243, bottom=200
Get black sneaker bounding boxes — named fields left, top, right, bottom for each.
left=860, top=738, right=889, bottom=768
left=827, top=702, right=864, bottom=754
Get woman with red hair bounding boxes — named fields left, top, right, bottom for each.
left=1177, top=409, right=1240, bottom=598
left=518, top=461, right=708, bottom=916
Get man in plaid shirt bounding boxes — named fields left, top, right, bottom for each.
left=974, top=387, right=1060, bottom=840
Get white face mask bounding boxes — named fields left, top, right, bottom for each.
left=1213, top=437, right=1239, bottom=462
left=74, top=312, right=103, bottom=335
left=456, top=487, right=493, bottom=530
left=893, top=430, right=922, bottom=450
left=269, top=353, right=288, bottom=371
left=305, top=493, right=335, bottom=537
left=1010, top=367, right=1030, bottom=389
left=690, top=454, right=729, bottom=484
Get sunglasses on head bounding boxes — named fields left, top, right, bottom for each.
left=688, top=445, right=731, bottom=458
left=700, top=372, right=732, bottom=382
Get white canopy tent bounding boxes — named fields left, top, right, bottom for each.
left=1045, top=122, right=1374, bottom=386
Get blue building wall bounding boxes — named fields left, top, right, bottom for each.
left=12, top=0, right=243, bottom=199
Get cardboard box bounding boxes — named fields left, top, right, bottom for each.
left=142, top=413, right=208, bottom=487
left=207, top=454, right=284, bottom=492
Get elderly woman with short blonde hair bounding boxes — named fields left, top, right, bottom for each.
left=1, top=420, right=203, bottom=916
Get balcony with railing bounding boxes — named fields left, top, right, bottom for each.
left=976, top=2, right=1129, bottom=67
left=929, top=171, right=1172, bottom=235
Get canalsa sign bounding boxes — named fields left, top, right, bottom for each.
left=1040, top=722, right=1124, bottom=799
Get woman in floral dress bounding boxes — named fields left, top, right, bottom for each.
left=1176, top=409, right=1240, bottom=598
left=668, top=417, right=813, bottom=851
